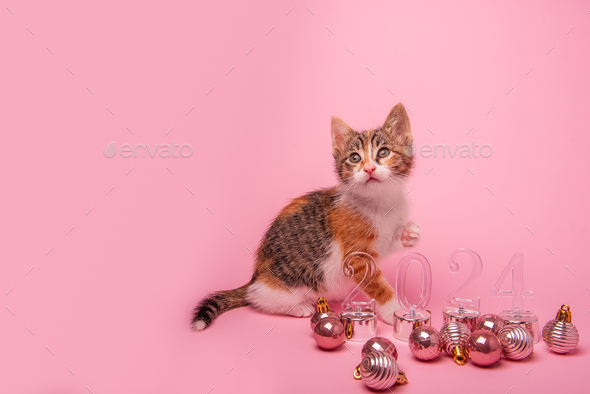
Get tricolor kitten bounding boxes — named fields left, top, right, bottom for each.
left=192, top=103, right=420, bottom=331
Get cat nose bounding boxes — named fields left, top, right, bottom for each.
left=364, top=164, right=376, bottom=175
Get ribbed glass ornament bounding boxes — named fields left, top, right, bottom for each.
left=498, top=325, right=534, bottom=360
left=542, top=321, right=579, bottom=353
left=440, top=322, right=471, bottom=364
left=542, top=305, right=580, bottom=354
left=359, top=351, right=399, bottom=390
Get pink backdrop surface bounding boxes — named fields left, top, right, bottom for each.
left=1, top=1, right=589, bottom=393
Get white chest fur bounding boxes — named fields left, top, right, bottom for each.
left=345, top=189, right=409, bottom=257
left=319, top=242, right=357, bottom=302
left=363, top=199, right=408, bottom=257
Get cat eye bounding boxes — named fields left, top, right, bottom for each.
left=350, top=153, right=361, bottom=163
left=377, top=148, right=390, bottom=158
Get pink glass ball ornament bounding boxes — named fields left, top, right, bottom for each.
left=361, top=337, right=398, bottom=360
left=475, top=314, right=505, bottom=335
left=498, top=325, right=534, bottom=360
left=313, top=317, right=345, bottom=350
left=466, top=330, right=502, bottom=366
left=408, top=326, right=443, bottom=361
left=310, top=297, right=340, bottom=330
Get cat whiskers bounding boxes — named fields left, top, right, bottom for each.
left=340, top=179, right=359, bottom=205
left=349, top=181, right=361, bottom=205
left=384, top=177, right=404, bottom=209
left=384, top=177, right=396, bottom=194
left=388, top=176, right=405, bottom=192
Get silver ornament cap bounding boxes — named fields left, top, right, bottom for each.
left=498, top=325, right=534, bottom=360
left=443, top=308, right=479, bottom=331
left=542, top=304, right=580, bottom=354
left=393, top=309, right=431, bottom=342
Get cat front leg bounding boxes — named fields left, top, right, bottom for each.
left=376, top=296, right=401, bottom=326
left=396, top=220, right=420, bottom=248
left=354, top=271, right=400, bottom=325
left=342, top=252, right=401, bottom=325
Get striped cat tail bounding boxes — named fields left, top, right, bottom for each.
left=191, top=280, right=253, bottom=331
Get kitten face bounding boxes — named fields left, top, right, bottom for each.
left=331, top=103, right=414, bottom=191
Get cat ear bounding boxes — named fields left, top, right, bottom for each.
left=383, top=103, right=412, bottom=144
left=331, top=116, right=353, bottom=156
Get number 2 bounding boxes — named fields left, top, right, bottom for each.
left=445, top=248, right=483, bottom=312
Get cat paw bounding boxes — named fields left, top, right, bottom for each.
left=377, top=298, right=400, bottom=325
left=401, top=221, right=420, bottom=247
left=286, top=304, right=315, bottom=318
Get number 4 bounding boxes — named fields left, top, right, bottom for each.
left=492, top=252, right=533, bottom=317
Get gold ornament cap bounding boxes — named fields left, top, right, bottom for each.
left=555, top=304, right=572, bottom=323
left=396, top=371, right=409, bottom=385
left=316, top=297, right=330, bottom=313
left=451, top=346, right=467, bottom=365
left=353, top=367, right=409, bottom=385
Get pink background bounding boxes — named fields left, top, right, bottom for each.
left=1, top=1, right=589, bottom=393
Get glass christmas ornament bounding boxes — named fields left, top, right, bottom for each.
left=498, top=325, right=534, bottom=360
left=353, top=351, right=408, bottom=390
left=475, top=314, right=505, bottom=335
left=355, top=337, right=402, bottom=385
left=408, top=326, right=442, bottom=361
left=466, top=330, right=502, bottom=366
left=341, top=252, right=378, bottom=342
left=492, top=252, right=539, bottom=343
left=440, top=322, right=471, bottom=365
left=310, top=297, right=340, bottom=330
left=361, top=337, right=398, bottom=360
left=393, top=253, right=432, bottom=341
left=542, top=304, right=580, bottom=354
left=313, top=317, right=345, bottom=350
left=443, top=249, right=482, bottom=331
